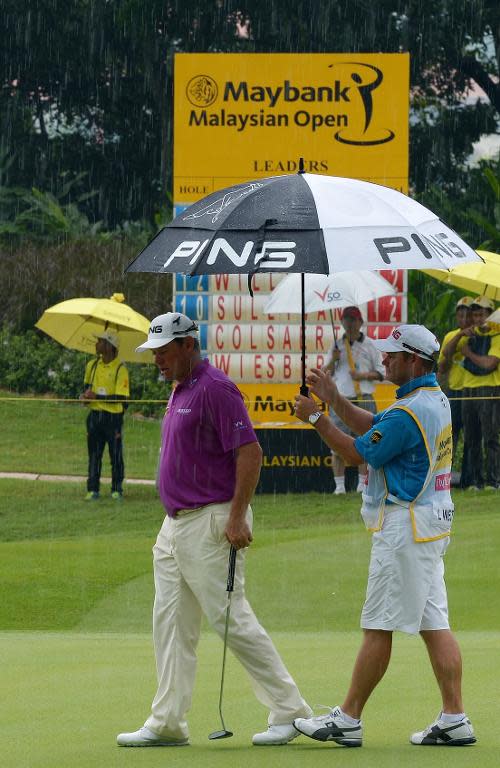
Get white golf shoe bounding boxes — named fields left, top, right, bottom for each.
left=410, top=714, right=476, bottom=746
left=294, top=706, right=362, bottom=747
left=252, top=723, right=300, bottom=745
left=116, top=726, right=189, bottom=747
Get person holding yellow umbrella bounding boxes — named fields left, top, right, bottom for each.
left=36, top=293, right=148, bottom=499
left=80, top=331, right=129, bottom=501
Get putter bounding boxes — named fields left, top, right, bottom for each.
left=209, top=545, right=237, bottom=740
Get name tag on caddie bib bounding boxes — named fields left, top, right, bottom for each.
left=434, top=507, right=454, bottom=525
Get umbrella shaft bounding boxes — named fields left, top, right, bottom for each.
left=300, top=273, right=308, bottom=395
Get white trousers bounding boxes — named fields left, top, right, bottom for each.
left=361, top=504, right=450, bottom=635
left=144, top=502, right=311, bottom=739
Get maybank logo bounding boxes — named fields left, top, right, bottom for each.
left=186, top=75, right=218, bottom=107
left=185, top=64, right=395, bottom=145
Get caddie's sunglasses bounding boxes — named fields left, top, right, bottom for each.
left=172, top=321, right=199, bottom=335
left=401, top=342, right=434, bottom=361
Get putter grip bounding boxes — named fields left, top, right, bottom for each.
left=226, top=545, right=237, bottom=593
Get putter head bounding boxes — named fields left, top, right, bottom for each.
left=208, top=729, right=233, bottom=740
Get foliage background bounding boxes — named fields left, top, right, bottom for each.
left=0, top=0, right=499, bottom=390
left=0, top=327, right=169, bottom=415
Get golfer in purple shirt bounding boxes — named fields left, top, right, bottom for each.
left=158, top=357, right=257, bottom=518
left=117, top=312, right=311, bottom=749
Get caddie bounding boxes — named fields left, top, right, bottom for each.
left=293, top=324, right=476, bottom=748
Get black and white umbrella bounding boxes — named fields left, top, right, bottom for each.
left=126, top=166, right=482, bottom=391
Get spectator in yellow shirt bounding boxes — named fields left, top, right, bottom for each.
left=439, top=296, right=474, bottom=487
left=442, top=296, right=499, bottom=490
left=80, top=331, right=130, bottom=500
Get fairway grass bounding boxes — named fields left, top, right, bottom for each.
left=0, top=396, right=161, bottom=478
left=1, top=631, right=498, bottom=768
left=0, top=482, right=499, bottom=632
left=1, top=479, right=499, bottom=766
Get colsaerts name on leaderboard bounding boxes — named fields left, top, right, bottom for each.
left=185, top=67, right=397, bottom=144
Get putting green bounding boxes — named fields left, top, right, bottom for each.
left=1, top=483, right=499, bottom=765
left=1, top=630, right=498, bottom=768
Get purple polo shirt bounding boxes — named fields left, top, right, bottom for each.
left=158, top=359, right=258, bottom=516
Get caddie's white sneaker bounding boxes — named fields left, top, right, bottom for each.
left=252, top=723, right=300, bottom=745
left=294, top=706, right=362, bottom=747
left=116, top=726, right=189, bottom=747
left=410, top=714, right=476, bottom=746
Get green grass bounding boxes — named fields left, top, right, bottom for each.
left=0, top=488, right=499, bottom=766
left=0, top=483, right=499, bottom=634
left=0, top=395, right=160, bottom=478
left=1, top=401, right=499, bottom=765
left=1, top=631, right=499, bottom=768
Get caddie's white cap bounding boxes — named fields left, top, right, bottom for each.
left=136, top=312, right=199, bottom=351
left=96, top=330, right=119, bottom=349
left=372, top=324, right=440, bottom=361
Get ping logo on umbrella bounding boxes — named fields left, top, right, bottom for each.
left=373, top=233, right=469, bottom=265
left=162, top=239, right=296, bottom=271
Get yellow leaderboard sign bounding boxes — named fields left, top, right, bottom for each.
left=172, top=52, right=409, bottom=415
left=239, top=382, right=397, bottom=428
left=174, top=53, right=409, bottom=202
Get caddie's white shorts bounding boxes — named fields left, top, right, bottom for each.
left=361, top=504, right=450, bottom=635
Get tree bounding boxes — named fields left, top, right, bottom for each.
left=1, top=1, right=499, bottom=226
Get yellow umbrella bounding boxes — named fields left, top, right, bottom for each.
left=423, top=250, right=500, bottom=301
left=35, top=293, right=151, bottom=364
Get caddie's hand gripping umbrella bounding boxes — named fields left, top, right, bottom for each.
left=126, top=162, right=483, bottom=392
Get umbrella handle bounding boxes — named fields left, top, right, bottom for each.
left=300, top=273, right=308, bottom=396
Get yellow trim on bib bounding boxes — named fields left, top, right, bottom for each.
left=409, top=502, right=452, bottom=543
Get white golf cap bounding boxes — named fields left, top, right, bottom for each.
left=136, top=312, right=199, bottom=351
left=95, top=330, right=119, bottom=349
left=372, top=324, right=440, bottom=361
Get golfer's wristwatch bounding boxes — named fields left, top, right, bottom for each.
left=308, top=411, right=322, bottom=426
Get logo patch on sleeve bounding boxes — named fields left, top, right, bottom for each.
left=370, top=430, right=383, bottom=443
